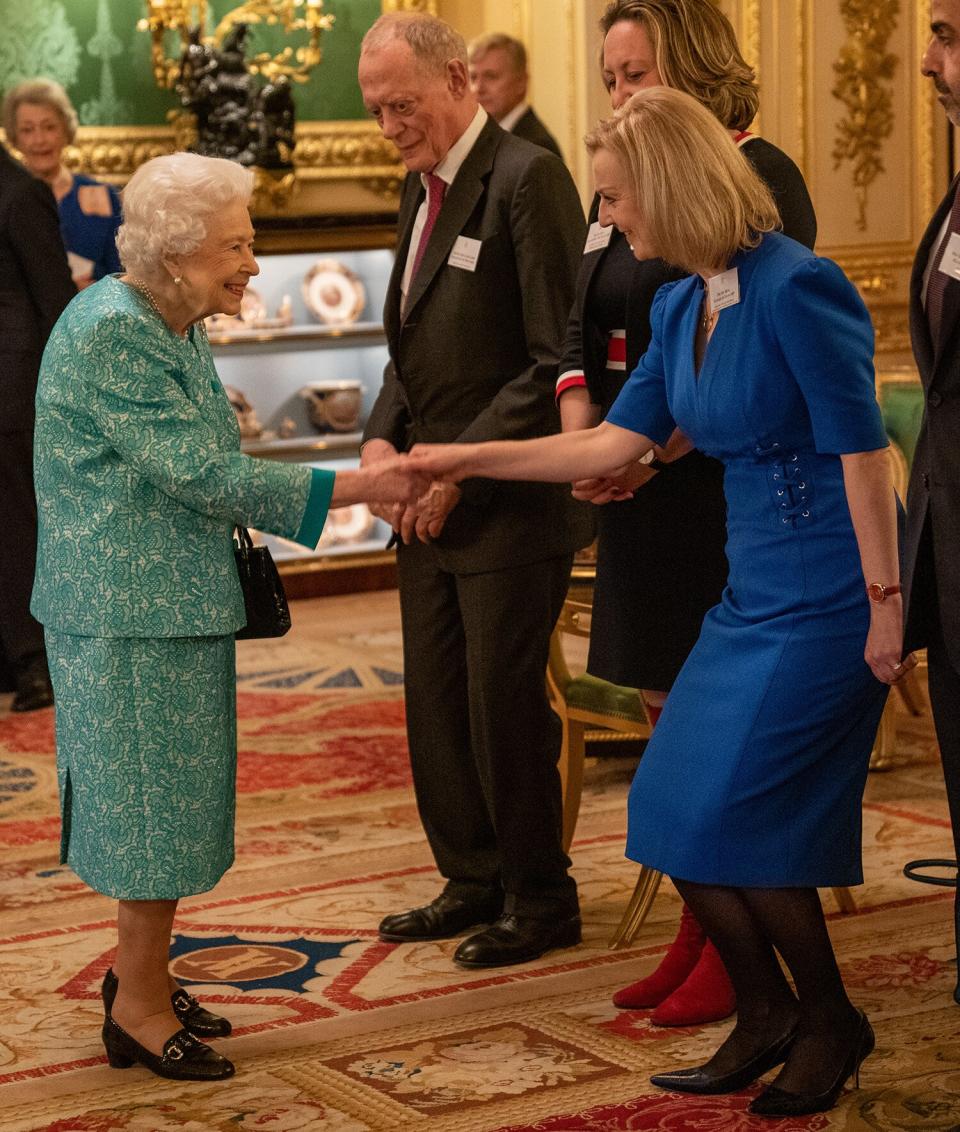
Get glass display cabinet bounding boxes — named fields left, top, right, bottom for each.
left=211, top=245, right=397, bottom=595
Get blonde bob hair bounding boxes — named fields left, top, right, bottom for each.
left=116, top=152, right=254, bottom=278
left=586, top=86, right=779, bottom=273
left=2, top=78, right=78, bottom=145
left=599, top=0, right=759, bottom=131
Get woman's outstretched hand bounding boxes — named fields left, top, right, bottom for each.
left=407, top=443, right=475, bottom=482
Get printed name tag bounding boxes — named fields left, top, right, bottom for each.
left=448, top=235, right=482, bottom=271
left=708, top=267, right=741, bottom=312
left=938, top=231, right=960, bottom=281
left=584, top=221, right=613, bottom=254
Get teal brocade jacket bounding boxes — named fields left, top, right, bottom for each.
left=31, top=277, right=333, bottom=638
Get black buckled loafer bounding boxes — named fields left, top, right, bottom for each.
left=170, top=987, right=232, bottom=1039
left=650, top=1025, right=798, bottom=1095
left=102, top=1017, right=234, bottom=1080
left=378, top=891, right=502, bottom=942
left=102, top=968, right=232, bottom=1039
left=453, top=912, right=582, bottom=968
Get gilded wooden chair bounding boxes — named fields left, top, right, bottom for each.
left=546, top=594, right=654, bottom=853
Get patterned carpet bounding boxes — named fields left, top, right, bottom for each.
left=0, top=592, right=958, bottom=1131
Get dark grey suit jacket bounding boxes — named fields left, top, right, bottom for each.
left=0, top=145, right=74, bottom=433
left=364, top=116, right=591, bottom=573
left=904, top=174, right=960, bottom=669
left=510, top=107, right=563, bottom=160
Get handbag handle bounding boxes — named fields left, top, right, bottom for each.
left=234, top=526, right=254, bottom=551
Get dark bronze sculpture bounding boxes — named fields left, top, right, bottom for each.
left=175, top=23, right=295, bottom=170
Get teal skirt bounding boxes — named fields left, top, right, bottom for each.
left=46, top=631, right=237, bottom=900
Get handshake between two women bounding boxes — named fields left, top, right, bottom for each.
left=364, top=426, right=638, bottom=544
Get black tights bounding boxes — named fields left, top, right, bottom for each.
left=673, top=879, right=863, bottom=1094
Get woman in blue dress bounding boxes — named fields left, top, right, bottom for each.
left=409, top=87, right=915, bottom=1118
left=33, top=153, right=424, bottom=1083
left=3, top=79, right=121, bottom=287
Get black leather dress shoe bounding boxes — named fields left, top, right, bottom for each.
left=453, top=913, right=582, bottom=968
left=102, top=1016, right=234, bottom=1080
left=102, top=968, right=232, bottom=1039
left=378, top=891, right=502, bottom=942
left=11, top=654, right=53, bottom=713
left=650, top=1025, right=797, bottom=1095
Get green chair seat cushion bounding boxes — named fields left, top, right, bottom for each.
left=879, top=381, right=924, bottom=466
left=566, top=673, right=646, bottom=722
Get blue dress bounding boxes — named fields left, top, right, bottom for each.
left=59, top=174, right=121, bottom=282
left=607, top=232, right=891, bottom=888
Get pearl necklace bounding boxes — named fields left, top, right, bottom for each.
left=128, top=277, right=166, bottom=321
left=127, top=278, right=207, bottom=340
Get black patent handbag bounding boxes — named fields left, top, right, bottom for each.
left=233, top=526, right=292, bottom=639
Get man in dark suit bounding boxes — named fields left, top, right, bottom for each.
left=358, top=11, right=589, bottom=968
left=467, top=32, right=563, bottom=159
left=904, top=0, right=960, bottom=1003
left=0, top=142, right=74, bottom=711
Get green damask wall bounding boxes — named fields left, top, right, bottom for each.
left=0, top=0, right=379, bottom=127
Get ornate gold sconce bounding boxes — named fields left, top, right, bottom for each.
left=139, top=1, right=334, bottom=90
left=211, top=1, right=335, bottom=84
left=139, top=1, right=207, bottom=90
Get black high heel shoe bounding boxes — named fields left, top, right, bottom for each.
left=102, top=968, right=232, bottom=1038
left=748, top=1009, right=875, bottom=1117
left=650, top=1024, right=798, bottom=1095
left=102, top=1016, right=235, bottom=1080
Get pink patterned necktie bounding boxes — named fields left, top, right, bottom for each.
left=926, top=182, right=960, bottom=344
left=409, top=173, right=448, bottom=286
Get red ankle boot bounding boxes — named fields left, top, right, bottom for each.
left=650, top=940, right=736, bottom=1026
left=612, top=904, right=706, bottom=1009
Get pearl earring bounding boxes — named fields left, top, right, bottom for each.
left=174, top=276, right=182, bottom=285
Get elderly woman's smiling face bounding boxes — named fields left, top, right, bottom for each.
left=15, top=101, right=69, bottom=179
left=176, top=198, right=259, bottom=321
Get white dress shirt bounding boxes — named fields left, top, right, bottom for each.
left=400, top=106, right=488, bottom=303
left=498, top=101, right=530, bottom=133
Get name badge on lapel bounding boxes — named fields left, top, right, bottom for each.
left=938, top=231, right=960, bottom=281
left=583, top=221, right=613, bottom=255
left=448, top=235, right=482, bottom=272
left=708, top=267, right=741, bottom=312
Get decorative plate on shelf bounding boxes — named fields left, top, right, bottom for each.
left=205, top=286, right=267, bottom=333
left=239, top=285, right=267, bottom=324
left=302, top=259, right=366, bottom=325
left=299, top=380, right=365, bottom=434
left=318, top=504, right=377, bottom=548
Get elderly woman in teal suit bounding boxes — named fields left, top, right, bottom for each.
left=31, top=152, right=422, bottom=1083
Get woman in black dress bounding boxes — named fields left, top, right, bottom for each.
left=557, top=0, right=816, bottom=1026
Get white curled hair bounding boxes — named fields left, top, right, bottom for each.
left=116, top=153, right=254, bottom=277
